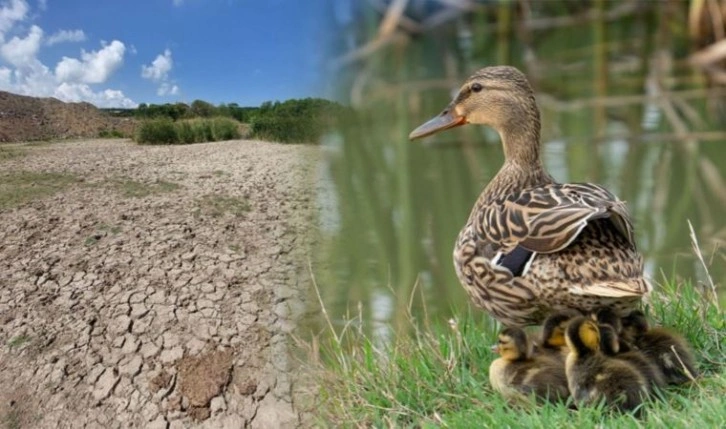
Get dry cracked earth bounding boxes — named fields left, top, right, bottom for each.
left=0, top=139, right=319, bottom=428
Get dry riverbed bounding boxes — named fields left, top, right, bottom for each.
left=0, top=139, right=319, bottom=428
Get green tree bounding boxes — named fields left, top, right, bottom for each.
left=190, top=100, right=215, bottom=117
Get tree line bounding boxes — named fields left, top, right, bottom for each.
left=102, top=97, right=347, bottom=143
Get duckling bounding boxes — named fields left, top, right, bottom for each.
left=565, top=316, right=649, bottom=414
left=489, top=327, right=569, bottom=404
left=621, top=310, right=699, bottom=384
left=539, top=310, right=579, bottom=362
left=599, top=323, right=666, bottom=392
left=592, top=307, right=623, bottom=334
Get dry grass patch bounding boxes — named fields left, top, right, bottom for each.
left=0, top=171, right=80, bottom=210
left=107, top=178, right=182, bottom=198
left=195, top=194, right=251, bottom=217
left=0, top=146, right=26, bottom=161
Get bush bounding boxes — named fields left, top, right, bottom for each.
left=211, top=117, right=240, bottom=140
left=250, top=98, right=347, bottom=143
left=177, top=121, right=196, bottom=144
left=98, top=128, right=126, bottom=138
left=135, top=119, right=177, bottom=144
left=251, top=116, right=329, bottom=143
left=133, top=117, right=241, bottom=145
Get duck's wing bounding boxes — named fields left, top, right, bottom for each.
left=477, top=182, right=635, bottom=255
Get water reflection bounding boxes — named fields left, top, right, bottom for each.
left=314, top=1, right=726, bottom=340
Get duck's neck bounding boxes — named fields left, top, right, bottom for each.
left=485, top=101, right=553, bottom=190
left=482, top=134, right=554, bottom=202
left=501, top=121, right=542, bottom=166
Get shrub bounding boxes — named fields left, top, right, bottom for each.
left=194, top=120, right=214, bottom=142
left=133, top=117, right=241, bottom=145
left=211, top=117, right=241, bottom=141
left=177, top=121, right=196, bottom=144
left=251, top=116, right=328, bottom=143
left=98, top=128, right=126, bottom=138
left=250, top=98, right=347, bottom=143
left=135, top=119, right=178, bottom=145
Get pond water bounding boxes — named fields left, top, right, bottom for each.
left=313, top=2, right=726, bottom=337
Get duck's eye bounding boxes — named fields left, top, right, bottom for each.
left=471, top=83, right=483, bottom=93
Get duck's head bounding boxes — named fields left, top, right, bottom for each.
left=592, top=307, right=623, bottom=333
left=565, top=316, right=601, bottom=356
left=492, top=327, right=531, bottom=361
left=621, top=310, right=649, bottom=337
left=542, top=311, right=577, bottom=348
left=409, top=66, right=540, bottom=147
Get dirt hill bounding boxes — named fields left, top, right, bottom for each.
left=0, top=91, right=136, bottom=142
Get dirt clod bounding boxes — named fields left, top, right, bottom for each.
left=179, top=349, right=233, bottom=408
left=150, top=370, right=173, bottom=393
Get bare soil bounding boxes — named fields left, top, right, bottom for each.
left=0, top=91, right=135, bottom=142
left=0, top=139, right=318, bottom=428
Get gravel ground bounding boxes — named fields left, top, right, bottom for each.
left=0, top=139, right=318, bottom=428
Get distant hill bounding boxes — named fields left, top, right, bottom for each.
left=0, top=91, right=136, bottom=142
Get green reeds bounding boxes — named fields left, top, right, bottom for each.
left=134, top=117, right=241, bottom=145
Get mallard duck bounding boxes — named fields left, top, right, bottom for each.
left=564, top=316, right=649, bottom=413
left=621, top=310, right=699, bottom=384
left=409, top=66, right=651, bottom=326
left=538, top=310, right=580, bottom=361
left=489, top=327, right=569, bottom=403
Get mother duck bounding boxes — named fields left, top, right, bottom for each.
left=409, top=66, right=651, bottom=326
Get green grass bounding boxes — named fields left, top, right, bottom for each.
left=109, top=178, right=181, bottom=198
left=195, top=194, right=250, bottom=217
left=312, top=279, right=725, bottom=428
left=7, top=335, right=31, bottom=350
left=0, top=146, right=26, bottom=161
left=1, top=407, right=20, bottom=429
left=0, top=171, right=79, bottom=210
left=98, top=223, right=122, bottom=234
left=98, top=128, right=126, bottom=138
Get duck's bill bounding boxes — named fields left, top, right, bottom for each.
left=409, top=109, right=466, bottom=140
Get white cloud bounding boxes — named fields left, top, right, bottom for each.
left=0, top=0, right=29, bottom=42
left=3, top=59, right=58, bottom=97
left=55, top=40, right=125, bottom=84
left=46, top=29, right=86, bottom=46
left=142, top=48, right=179, bottom=97
left=157, top=82, right=179, bottom=96
left=0, top=65, right=11, bottom=86
left=141, top=48, right=172, bottom=82
left=0, top=23, right=40, bottom=66
left=54, top=82, right=136, bottom=108
left=0, top=1, right=135, bottom=107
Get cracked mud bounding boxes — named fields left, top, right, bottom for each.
left=0, top=139, right=318, bottom=428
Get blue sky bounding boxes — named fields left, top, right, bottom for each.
left=0, top=0, right=331, bottom=107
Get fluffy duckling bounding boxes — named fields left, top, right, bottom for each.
left=592, top=307, right=631, bottom=350
left=565, top=316, right=649, bottom=413
left=599, top=324, right=666, bottom=392
left=621, top=310, right=699, bottom=384
left=489, top=327, right=569, bottom=404
left=539, top=310, right=579, bottom=362
left=593, top=307, right=665, bottom=390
